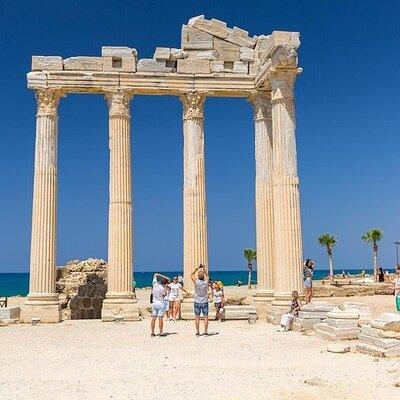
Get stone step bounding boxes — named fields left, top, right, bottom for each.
left=327, top=318, right=358, bottom=329
left=301, top=303, right=335, bottom=313
left=361, top=325, right=383, bottom=338
left=0, top=307, right=20, bottom=320
left=223, top=305, right=258, bottom=320
left=292, top=317, right=322, bottom=332
left=298, top=311, right=329, bottom=319
left=327, top=309, right=359, bottom=320
left=313, top=323, right=359, bottom=340
left=358, top=333, right=400, bottom=349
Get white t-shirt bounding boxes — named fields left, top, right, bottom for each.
left=152, top=275, right=165, bottom=308
left=168, top=282, right=182, bottom=301
left=395, top=276, right=400, bottom=297
left=213, top=289, right=223, bottom=304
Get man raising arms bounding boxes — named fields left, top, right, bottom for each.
left=191, top=264, right=210, bottom=336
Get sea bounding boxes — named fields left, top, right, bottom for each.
left=0, top=268, right=377, bottom=298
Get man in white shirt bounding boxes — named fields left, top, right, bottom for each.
left=151, top=273, right=170, bottom=337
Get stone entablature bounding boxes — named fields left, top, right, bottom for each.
left=28, top=15, right=301, bottom=95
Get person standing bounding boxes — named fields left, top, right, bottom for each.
left=303, top=259, right=315, bottom=304
left=168, top=276, right=189, bottom=321
left=212, top=282, right=224, bottom=321
left=377, top=267, right=385, bottom=283
left=389, top=266, right=400, bottom=313
left=191, top=264, right=210, bottom=336
left=150, top=273, right=169, bottom=337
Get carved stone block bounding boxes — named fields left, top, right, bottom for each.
left=187, top=50, right=218, bottom=60
left=210, top=60, right=247, bottom=74
left=63, top=57, right=103, bottom=71
left=170, top=48, right=188, bottom=61
left=101, top=46, right=136, bottom=58
left=181, top=25, right=213, bottom=50
left=154, top=47, right=171, bottom=61
left=225, top=32, right=256, bottom=48
left=240, top=47, right=254, bottom=62
left=177, top=59, right=210, bottom=74
left=102, top=56, right=136, bottom=72
left=191, top=18, right=229, bottom=39
left=137, top=59, right=175, bottom=72
left=32, top=56, right=63, bottom=71
left=214, top=38, right=240, bottom=61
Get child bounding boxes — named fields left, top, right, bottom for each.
left=213, top=282, right=225, bottom=321
left=279, top=291, right=301, bottom=332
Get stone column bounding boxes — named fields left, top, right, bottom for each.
left=270, top=71, right=303, bottom=305
left=101, top=90, right=139, bottom=321
left=21, top=89, right=63, bottom=323
left=180, top=91, right=208, bottom=296
left=249, top=92, right=275, bottom=310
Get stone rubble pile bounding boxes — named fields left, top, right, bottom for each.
left=292, top=302, right=335, bottom=332
left=357, top=313, right=400, bottom=357
left=313, top=306, right=360, bottom=341
left=31, top=15, right=300, bottom=78
left=56, top=258, right=107, bottom=320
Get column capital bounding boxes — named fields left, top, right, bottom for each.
left=105, top=90, right=133, bottom=117
left=268, top=69, right=299, bottom=103
left=180, top=91, right=206, bottom=123
left=35, top=89, right=64, bottom=116
left=248, top=91, right=271, bottom=122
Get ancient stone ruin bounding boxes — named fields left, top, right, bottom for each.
left=56, top=259, right=107, bottom=320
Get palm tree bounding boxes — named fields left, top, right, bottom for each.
left=318, top=233, right=337, bottom=279
left=243, top=248, right=257, bottom=288
left=361, top=228, right=383, bottom=282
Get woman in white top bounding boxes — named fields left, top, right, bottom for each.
left=212, top=282, right=225, bottom=321
left=168, top=276, right=189, bottom=321
left=389, top=266, right=400, bottom=313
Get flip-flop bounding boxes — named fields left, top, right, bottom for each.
left=195, top=332, right=200, bottom=336
left=151, top=333, right=156, bottom=337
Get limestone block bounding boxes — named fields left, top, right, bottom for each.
left=188, top=15, right=204, bottom=25
left=233, top=26, right=249, bottom=37
left=248, top=61, right=260, bottom=75
left=101, top=46, right=137, bottom=58
left=292, top=317, right=322, bottom=332
left=191, top=18, right=229, bottom=39
left=187, top=50, right=219, bottom=60
left=154, top=47, right=171, bottom=61
left=137, top=59, right=175, bottom=73
left=371, top=313, right=400, bottom=332
left=181, top=25, right=213, bottom=50
left=298, top=311, right=329, bottom=319
left=20, top=304, right=62, bottom=324
left=177, top=59, right=210, bottom=74
left=301, top=302, right=335, bottom=313
left=32, top=56, right=63, bottom=71
left=356, top=343, right=387, bottom=358
left=102, top=56, right=136, bottom=72
left=214, top=38, right=240, bottom=61
left=265, top=306, right=287, bottom=325
left=327, top=308, right=359, bottom=320
left=0, top=307, right=20, bottom=320
left=210, top=60, right=248, bottom=74
left=240, top=47, right=255, bottom=62
left=223, top=305, right=258, bottom=320
left=327, top=318, right=358, bottom=329
left=358, top=334, right=400, bottom=349
left=313, top=323, right=359, bottom=341
left=225, top=32, right=257, bottom=48
left=170, top=48, right=188, bottom=61
left=63, top=57, right=103, bottom=71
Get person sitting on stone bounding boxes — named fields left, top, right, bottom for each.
left=150, top=273, right=170, bottom=337
left=278, top=291, right=301, bottom=332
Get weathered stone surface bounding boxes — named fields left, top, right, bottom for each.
left=32, top=56, right=63, bottom=71
left=314, top=322, right=359, bottom=341
left=101, top=46, right=136, bottom=58
left=298, top=311, right=329, bottom=319
left=240, top=47, right=255, bottom=62
left=63, top=57, right=103, bottom=71
left=327, top=318, right=358, bottom=329
left=187, top=50, right=218, bottom=60
left=210, top=60, right=248, bottom=74
left=327, top=308, right=359, bottom=319
left=301, top=302, right=335, bottom=313
left=225, top=31, right=256, bottom=48
left=223, top=305, right=258, bottom=320
left=102, top=56, right=136, bottom=72
left=370, top=313, right=400, bottom=331
left=358, top=334, right=400, bottom=349
left=0, top=307, right=20, bottom=320
left=292, top=317, right=322, bottom=332
left=137, top=59, right=175, bottom=72
left=214, top=38, right=240, bottom=61
left=170, top=48, right=188, bottom=61
left=327, top=343, right=351, bottom=353
left=177, top=59, right=210, bottom=74
left=154, top=47, right=171, bottom=61
left=191, top=18, right=229, bottom=39
left=181, top=25, right=213, bottom=50
left=56, top=258, right=107, bottom=320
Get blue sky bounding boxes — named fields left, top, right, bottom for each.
left=0, top=0, right=399, bottom=273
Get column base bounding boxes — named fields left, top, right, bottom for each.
left=101, top=296, right=140, bottom=322
left=253, top=290, right=274, bottom=319
left=180, top=296, right=195, bottom=320
left=20, top=294, right=61, bottom=323
left=271, top=291, right=304, bottom=307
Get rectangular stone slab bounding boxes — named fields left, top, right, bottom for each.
left=214, top=38, right=240, bottom=61
left=177, top=59, right=210, bottom=74
left=63, top=57, right=103, bottom=71
left=298, top=311, right=329, bottom=319
left=32, top=56, right=63, bottom=71
left=181, top=25, right=213, bottom=50
left=136, top=59, right=175, bottom=73
left=327, top=318, right=358, bottom=329
left=0, top=307, right=20, bottom=320
left=358, top=333, right=400, bottom=349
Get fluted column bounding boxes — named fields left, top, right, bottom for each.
left=270, top=71, right=303, bottom=305
left=21, top=89, right=63, bottom=323
left=249, top=91, right=275, bottom=305
left=180, top=92, right=208, bottom=294
left=101, top=90, right=139, bottom=321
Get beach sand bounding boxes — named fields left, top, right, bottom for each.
left=2, top=289, right=399, bottom=400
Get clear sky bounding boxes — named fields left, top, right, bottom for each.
left=0, top=0, right=399, bottom=273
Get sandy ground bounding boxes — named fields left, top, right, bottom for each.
left=2, top=291, right=400, bottom=400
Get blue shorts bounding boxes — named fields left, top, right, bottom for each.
left=152, top=304, right=165, bottom=317
left=194, top=302, right=209, bottom=316
left=164, top=299, right=169, bottom=311
left=304, top=278, right=313, bottom=289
